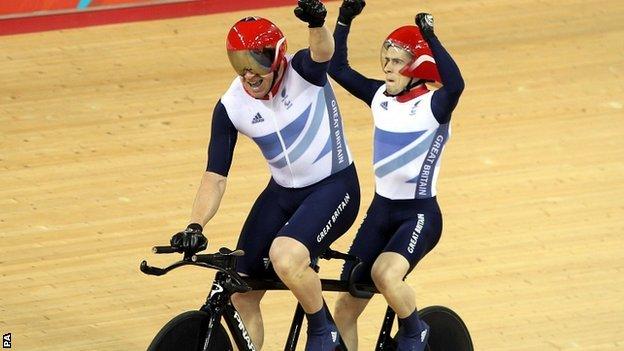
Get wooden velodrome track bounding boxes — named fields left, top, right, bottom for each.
left=1, top=0, right=623, bottom=350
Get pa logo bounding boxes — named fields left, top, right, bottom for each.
left=2, top=333, right=11, bottom=349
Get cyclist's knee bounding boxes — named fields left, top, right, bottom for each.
left=371, top=253, right=409, bottom=293
left=371, top=265, right=403, bottom=293
left=269, top=237, right=309, bottom=279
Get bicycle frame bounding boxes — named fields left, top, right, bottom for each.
left=199, top=271, right=260, bottom=351
left=196, top=271, right=356, bottom=350
left=141, top=247, right=390, bottom=351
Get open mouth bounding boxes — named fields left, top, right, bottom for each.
left=248, top=79, right=263, bottom=88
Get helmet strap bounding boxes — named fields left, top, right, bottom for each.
left=402, top=78, right=425, bottom=94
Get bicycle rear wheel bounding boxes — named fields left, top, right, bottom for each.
left=419, top=305, right=473, bottom=351
left=147, top=310, right=233, bottom=351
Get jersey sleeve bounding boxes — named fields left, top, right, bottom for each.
left=429, top=35, right=465, bottom=124
left=206, top=100, right=238, bottom=176
left=328, top=22, right=384, bottom=106
left=290, top=49, right=329, bottom=87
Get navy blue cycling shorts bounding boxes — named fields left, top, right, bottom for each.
left=236, top=163, right=360, bottom=278
left=340, top=193, right=442, bottom=284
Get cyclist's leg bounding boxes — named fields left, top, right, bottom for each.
left=372, top=206, right=441, bottom=316
left=230, top=290, right=266, bottom=349
left=270, top=237, right=323, bottom=311
left=372, top=201, right=442, bottom=350
left=269, top=165, right=360, bottom=349
left=333, top=293, right=370, bottom=351
left=234, top=180, right=290, bottom=349
left=371, top=252, right=413, bottom=315
left=334, top=194, right=390, bottom=351
left=269, top=165, right=360, bottom=313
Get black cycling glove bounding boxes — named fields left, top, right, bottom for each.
left=294, top=0, right=327, bottom=28
left=338, top=0, right=366, bottom=26
left=415, top=13, right=436, bottom=41
left=170, top=223, right=207, bottom=254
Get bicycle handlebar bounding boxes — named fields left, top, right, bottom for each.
left=141, top=245, right=377, bottom=298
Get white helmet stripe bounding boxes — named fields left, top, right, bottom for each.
left=407, top=54, right=436, bottom=71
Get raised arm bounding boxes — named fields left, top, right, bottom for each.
left=290, top=0, right=333, bottom=86
left=328, top=0, right=383, bottom=106
left=309, top=26, right=334, bottom=63
left=294, top=0, right=334, bottom=62
left=416, top=13, right=465, bottom=124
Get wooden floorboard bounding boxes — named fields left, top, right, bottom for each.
left=1, top=0, right=623, bottom=350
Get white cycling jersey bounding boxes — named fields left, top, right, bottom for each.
left=371, top=86, right=451, bottom=200
left=220, top=56, right=352, bottom=188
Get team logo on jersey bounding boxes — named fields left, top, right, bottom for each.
left=252, top=112, right=265, bottom=124
left=409, top=100, right=422, bottom=116
left=280, top=88, right=293, bottom=110
left=380, top=101, right=389, bottom=110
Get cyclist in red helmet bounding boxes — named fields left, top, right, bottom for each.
left=328, top=1, right=465, bottom=350
left=170, top=1, right=361, bottom=350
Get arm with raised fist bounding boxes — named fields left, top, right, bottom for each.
left=328, top=0, right=383, bottom=106
left=415, top=13, right=465, bottom=123
left=294, top=0, right=334, bottom=62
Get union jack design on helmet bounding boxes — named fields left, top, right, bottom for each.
left=226, top=17, right=287, bottom=76
left=381, top=25, right=441, bottom=82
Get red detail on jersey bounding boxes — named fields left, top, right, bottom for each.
left=383, top=26, right=441, bottom=83
left=268, top=57, right=287, bottom=98
left=396, top=84, right=430, bottom=103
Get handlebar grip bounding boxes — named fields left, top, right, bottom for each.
left=153, top=246, right=178, bottom=254
left=140, top=260, right=167, bottom=276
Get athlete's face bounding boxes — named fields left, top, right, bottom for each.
left=240, top=70, right=275, bottom=99
left=381, top=46, right=413, bottom=95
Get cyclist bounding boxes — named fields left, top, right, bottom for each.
left=327, top=1, right=465, bottom=350
left=170, top=1, right=360, bottom=350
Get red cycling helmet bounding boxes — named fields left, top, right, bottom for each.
left=226, top=17, right=287, bottom=76
left=381, top=25, right=441, bottom=82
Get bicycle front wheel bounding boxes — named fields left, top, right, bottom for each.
left=147, top=310, right=232, bottom=351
